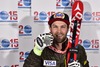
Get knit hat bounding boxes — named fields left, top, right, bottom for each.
left=48, top=12, right=70, bottom=26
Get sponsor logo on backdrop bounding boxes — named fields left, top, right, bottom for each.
left=19, top=51, right=30, bottom=62
left=79, top=39, right=99, bottom=52
left=19, top=25, right=32, bottom=36
left=83, top=11, right=100, bottom=22
left=0, top=38, right=18, bottom=50
left=18, top=0, right=31, bottom=8
left=34, top=11, right=55, bottom=23
left=0, top=11, right=18, bottom=22
left=56, top=0, right=76, bottom=9
left=83, top=12, right=92, bottom=21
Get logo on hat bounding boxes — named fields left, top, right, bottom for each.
left=54, top=12, right=65, bottom=19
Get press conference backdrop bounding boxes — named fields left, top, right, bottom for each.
left=0, top=0, right=100, bottom=67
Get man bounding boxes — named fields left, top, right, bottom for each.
left=23, top=12, right=89, bottom=67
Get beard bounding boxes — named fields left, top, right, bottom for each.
left=53, top=33, right=66, bottom=43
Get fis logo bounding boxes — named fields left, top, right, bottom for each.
left=43, top=60, right=56, bottom=66
left=83, top=12, right=92, bottom=21
left=56, top=0, right=74, bottom=9
left=0, top=11, right=18, bottom=22
left=19, top=51, right=30, bottom=62
left=18, top=0, right=31, bottom=8
left=79, top=39, right=99, bottom=51
left=83, top=11, right=100, bottom=22
left=0, top=38, right=18, bottom=50
left=19, top=25, right=32, bottom=36
left=34, top=11, right=55, bottom=23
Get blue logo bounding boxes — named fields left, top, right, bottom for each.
left=62, top=0, right=70, bottom=6
left=24, top=25, right=32, bottom=33
left=56, top=0, right=71, bottom=9
left=23, top=0, right=31, bottom=6
left=83, top=12, right=92, bottom=21
left=19, top=25, right=32, bottom=36
left=25, top=51, right=30, bottom=58
left=83, top=39, right=91, bottom=48
left=0, top=39, right=18, bottom=50
left=0, top=11, right=9, bottom=20
left=39, top=12, right=47, bottom=20
left=1, top=39, right=10, bottom=48
left=56, top=13, right=63, bottom=16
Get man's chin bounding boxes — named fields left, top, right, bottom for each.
left=56, top=39, right=65, bottom=43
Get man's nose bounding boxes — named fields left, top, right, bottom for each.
left=57, top=27, right=61, bottom=33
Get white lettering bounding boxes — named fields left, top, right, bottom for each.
left=75, top=12, right=82, bottom=20
left=43, top=60, right=56, bottom=66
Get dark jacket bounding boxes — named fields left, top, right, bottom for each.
left=23, top=49, right=42, bottom=67
left=41, top=45, right=89, bottom=67
left=23, top=43, right=89, bottom=67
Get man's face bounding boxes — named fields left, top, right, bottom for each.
left=49, top=21, right=69, bottom=43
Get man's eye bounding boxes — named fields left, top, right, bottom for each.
left=53, top=26, right=57, bottom=28
left=61, top=26, right=66, bottom=28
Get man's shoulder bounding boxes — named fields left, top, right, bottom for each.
left=77, top=44, right=85, bottom=50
